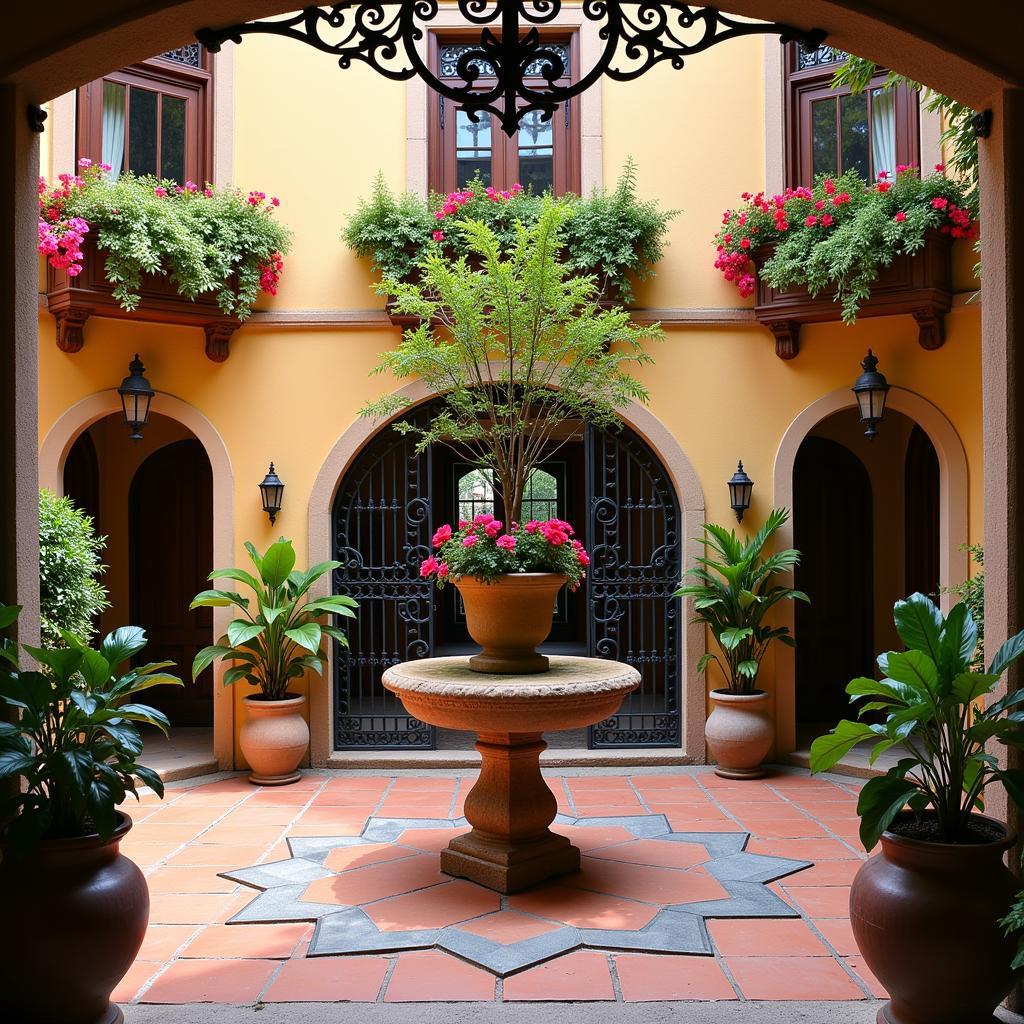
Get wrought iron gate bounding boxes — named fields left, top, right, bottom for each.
left=332, top=409, right=683, bottom=750
left=331, top=409, right=435, bottom=749
left=586, top=425, right=682, bottom=748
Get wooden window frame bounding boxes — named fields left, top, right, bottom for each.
left=427, top=28, right=581, bottom=196
left=784, top=44, right=919, bottom=188
left=77, top=49, right=214, bottom=186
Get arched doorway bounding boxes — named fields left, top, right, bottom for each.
left=330, top=399, right=682, bottom=752
left=791, top=407, right=941, bottom=746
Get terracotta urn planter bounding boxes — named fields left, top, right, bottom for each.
left=0, top=813, right=148, bottom=1024
left=240, top=693, right=309, bottom=785
left=704, top=689, right=774, bottom=779
left=851, top=812, right=1020, bottom=1024
left=454, top=573, right=566, bottom=674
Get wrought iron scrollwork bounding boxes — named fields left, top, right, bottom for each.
left=197, top=2, right=825, bottom=135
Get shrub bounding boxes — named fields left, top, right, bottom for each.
left=713, top=166, right=977, bottom=321
left=343, top=160, right=677, bottom=304
left=38, top=159, right=292, bottom=318
left=945, top=544, right=984, bottom=668
left=38, top=488, right=109, bottom=647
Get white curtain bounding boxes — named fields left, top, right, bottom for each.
left=871, top=88, right=897, bottom=179
left=101, top=81, right=126, bottom=178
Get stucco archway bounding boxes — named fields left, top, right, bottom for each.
left=772, top=385, right=970, bottom=755
left=307, top=382, right=706, bottom=766
left=40, top=389, right=236, bottom=770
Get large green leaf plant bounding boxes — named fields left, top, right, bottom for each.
left=810, top=593, right=1024, bottom=850
left=675, top=508, right=807, bottom=695
left=0, top=604, right=182, bottom=850
left=190, top=539, right=357, bottom=701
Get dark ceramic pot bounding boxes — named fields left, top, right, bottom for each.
left=0, top=812, right=149, bottom=1024
left=850, top=812, right=1019, bottom=1024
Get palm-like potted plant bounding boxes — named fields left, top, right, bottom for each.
left=811, top=593, right=1024, bottom=1024
left=0, top=604, right=182, bottom=1024
left=191, top=539, right=356, bottom=784
left=675, top=508, right=806, bottom=778
left=361, top=198, right=659, bottom=672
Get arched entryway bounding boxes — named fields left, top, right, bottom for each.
left=775, top=388, right=966, bottom=757
left=329, top=398, right=683, bottom=752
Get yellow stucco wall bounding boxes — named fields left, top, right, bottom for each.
left=35, top=31, right=984, bottom=767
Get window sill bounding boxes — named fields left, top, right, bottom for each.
left=752, top=229, right=954, bottom=359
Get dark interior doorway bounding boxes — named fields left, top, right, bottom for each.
left=129, top=438, right=214, bottom=726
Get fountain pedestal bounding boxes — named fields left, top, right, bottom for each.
left=382, top=656, right=640, bottom=894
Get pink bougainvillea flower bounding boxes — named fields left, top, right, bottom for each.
left=154, top=186, right=168, bottom=198
left=78, top=157, right=92, bottom=169
left=462, top=534, right=478, bottom=548
left=432, top=523, right=452, bottom=548
left=935, top=163, right=946, bottom=172
left=496, top=534, right=516, bottom=551
left=432, top=230, right=445, bottom=242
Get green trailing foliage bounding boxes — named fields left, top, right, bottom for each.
left=343, top=160, right=677, bottom=305
left=190, top=539, right=358, bottom=702
left=944, top=544, right=984, bottom=668
left=0, top=604, right=183, bottom=850
left=38, top=488, right=110, bottom=647
left=810, top=592, right=1024, bottom=850
left=675, top=508, right=807, bottom=696
left=360, top=199, right=660, bottom=523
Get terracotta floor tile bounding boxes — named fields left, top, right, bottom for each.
left=111, top=961, right=160, bottom=1003
left=615, top=953, right=736, bottom=1001
left=376, top=801, right=454, bottom=818
left=659, top=817, right=741, bottom=833
left=845, top=955, right=887, bottom=997
left=588, top=838, right=711, bottom=869
left=128, top=823, right=206, bottom=844
left=137, top=924, right=198, bottom=962
left=243, top=789, right=316, bottom=806
left=456, top=910, right=562, bottom=944
left=182, top=922, right=310, bottom=959
left=745, top=837, right=861, bottom=860
left=726, top=956, right=864, bottom=1000
left=286, top=821, right=366, bottom=837
left=509, top=884, right=659, bottom=930
left=218, top=804, right=304, bottom=826
left=145, top=866, right=239, bottom=895
left=262, top=956, right=389, bottom=1001
left=714, top=801, right=808, bottom=820
left=302, top=853, right=446, bottom=906
left=708, top=918, right=831, bottom=956
left=320, top=776, right=392, bottom=791
left=324, top=842, right=417, bottom=872
left=815, top=918, right=860, bottom=956
left=503, top=951, right=614, bottom=1001
left=387, top=778, right=458, bottom=791
left=141, top=958, right=278, bottom=1003
left=568, top=858, right=728, bottom=905
left=551, top=825, right=635, bottom=851
left=783, top=885, right=852, bottom=918
left=120, top=842, right=184, bottom=867
left=566, top=778, right=637, bottom=792
left=745, top=818, right=829, bottom=839
left=783, top=860, right=864, bottom=886
left=145, top=805, right=231, bottom=826
left=166, top=843, right=270, bottom=867
left=385, top=950, right=495, bottom=1002
left=630, top=774, right=705, bottom=791
left=148, top=892, right=241, bottom=925
left=216, top=892, right=261, bottom=923
left=198, top=823, right=286, bottom=846
left=630, top=791, right=717, bottom=806
left=310, top=792, right=384, bottom=809
left=367, top=879, right=500, bottom=930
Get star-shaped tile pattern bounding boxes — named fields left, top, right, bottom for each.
left=220, top=814, right=811, bottom=977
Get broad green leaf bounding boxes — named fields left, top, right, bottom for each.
left=302, top=600, right=357, bottom=619
left=223, top=665, right=252, bottom=686
left=846, top=676, right=916, bottom=705
left=0, top=749, right=37, bottom=780
left=192, top=645, right=233, bottom=681
left=190, top=589, right=250, bottom=612
left=719, top=627, right=753, bottom=651
left=118, top=703, right=171, bottom=733
left=696, top=652, right=716, bottom=674
left=0, top=604, right=21, bottom=629
left=133, top=764, right=164, bottom=797
left=261, top=606, right=286, bottom=625
left=23, top=645, right=83, bottom=681
left=737, top=660, right=759, bottom=679
left=809, top=720, right=877, bottom=773
left=321, top=624, right=350, bottom=646
left=284, top=622, right=322, bottom=654
left=989, top=629, right=1024, bottom=678
left=102, top=626, right=148, bottom=667
left=857, top=772, right=918, bottom=850
left=208, top=567, right=262, bottom=592
left=245, top=541, right=264, bottom=573
left=885, top=650, right=940, bottom=697
left=260, top=540, right=296, bottom=589
left=78, top=649, right=111, bottom=689
left=227, top=620, right=265, bottom=648
left=893, top=593, right=943, bottom=661
left=996, top=768, right=1024, bottom=811
left=951, top=672, right=998, bottom=704
left=938, top=601, right=978, bottom=679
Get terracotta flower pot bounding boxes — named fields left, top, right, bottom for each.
left=0, top=812, right=148, bottom=1024
left=240, top=692, right=309, bottom=785
left=704, top=689, right=773, bottom=779
left=454, top=573, right=567, bottom=674
left=851, top=812, right=1020, bottom=1024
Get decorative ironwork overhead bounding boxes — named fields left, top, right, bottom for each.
left=795, top=41, right=845, bottom=70
left=160, top=43, right=203, bottom=68
left=197, top=2, right=826, bottom=136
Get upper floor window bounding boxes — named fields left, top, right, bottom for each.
left=428, top=35, right=580, bottom=195
left=77, top=43, right=212, bottom=185
left=785, top=43, right=919, bottom=186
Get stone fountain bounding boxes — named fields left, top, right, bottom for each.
left=381, top=655, right=640, bottom=893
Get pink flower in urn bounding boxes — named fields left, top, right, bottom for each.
left=524, top=520, right=540, bottom=534
left=154, top=186, right=168, bottom=198
left=432, top=523, right=452, bottom=548
left=458, top=518, right=469, bottom=529
left=473, top=513, right=494, bottom=525
left=419, top=555, right=440, bottom=578
left=437, top=562, right=449, bottom=579
left=496, top=534, right=516, bottom=551
left=484, top=520, right=502, bottom=538
left=463, top=534, right=478, bottom=547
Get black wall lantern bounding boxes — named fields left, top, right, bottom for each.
left=852, top=349, right=890, bottom=439
left=259, top=463, right=285, bottom=525
left=117, top=354, right=154, bottom=442
left=728, top=461, right=754, bottom=523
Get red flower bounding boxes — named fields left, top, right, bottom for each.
left=805, top=215, right=818, bottom=227
left=894, top=211, right=907, bottom=223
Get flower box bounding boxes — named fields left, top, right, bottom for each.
left=752, top=229, right=954, bottom=360
left=46, top=234, right=242, bottom=362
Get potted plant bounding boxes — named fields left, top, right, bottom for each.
left=810, top=593, right=1024, bottom=1024
left=190, top=539, right=357, bottom=784
left=675, top=508, right=806, bottom=778
left=421, top=515, right=589, bottom=673
left=0, top=604, right=182, bottom=1024
left=361, top=198, right=659, bottom=670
